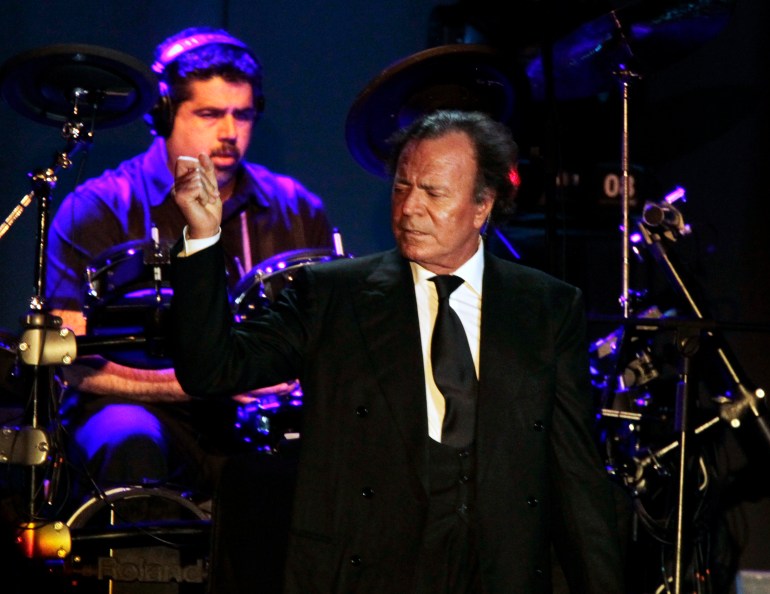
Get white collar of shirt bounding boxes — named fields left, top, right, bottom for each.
left=179, top=226, right=222, bottom=257
left=409, top=240, right=485, bottom=441
left=409, top=242, right=485, bottom=297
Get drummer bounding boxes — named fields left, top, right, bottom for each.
left=45, top=26, right=334, bottom=510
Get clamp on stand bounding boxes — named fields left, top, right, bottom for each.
left=2, top=104, right=92, bottom=529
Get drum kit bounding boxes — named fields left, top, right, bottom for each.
left=0, top=1, right=766, bottom=592
left=0, top=41, right=351, bottom=591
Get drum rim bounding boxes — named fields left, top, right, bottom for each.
left=232, top=247, right=344, bottom=307
left=67, top=485, right=209, bottom=528
left=85, top=238, right=175, bottom=281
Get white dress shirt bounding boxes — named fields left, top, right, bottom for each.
left=410, top=242, right=484, bottom=442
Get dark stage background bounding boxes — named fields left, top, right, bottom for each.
left=0, top=0, right=768, bottom=591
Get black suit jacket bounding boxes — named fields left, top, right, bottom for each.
left=170, top=243, right=624, bottom=593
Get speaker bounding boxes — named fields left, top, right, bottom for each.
left=737, top=571, right=770, bottom=594
left=144, top=27, right=264, bottom=138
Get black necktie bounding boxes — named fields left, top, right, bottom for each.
left=430, top=275, right=477, bottom=448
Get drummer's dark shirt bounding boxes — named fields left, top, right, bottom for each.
left=46, top=137, right=334, bottom=312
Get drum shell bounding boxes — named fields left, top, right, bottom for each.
left=56, top=486, right=211, bottom=594
left=232, top=247, right=347, bottom=320
left=83, top=240, right=173, bottom=369
left=229, top=248, right=351, bottom=449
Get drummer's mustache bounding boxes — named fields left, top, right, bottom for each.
left=211, top=146, right=241, bottom=160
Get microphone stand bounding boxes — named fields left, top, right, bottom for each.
left=603, top=220, right=770, bottom=594
left=638, top=222, right=770, bottom=445
left=671, top=322, right=699, bottom=594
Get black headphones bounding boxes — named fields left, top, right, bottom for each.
left=144, top=28, right=264, bottom=138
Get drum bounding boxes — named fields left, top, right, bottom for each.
left=84, top=239, right=174, bottom=369
left=230, top=248, right=350, bottom=450
left=57, top=485, right=210, bottom=593
left=232, top=383, right=304, bottom=453
left=232, top=247, right=347, bottom=321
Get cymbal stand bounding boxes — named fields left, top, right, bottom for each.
left=613, top=53, right=705, bottom=593
left=616, top=66, right=642, bottom=319
left=1, top=89, right=95, bottom=524
left=611, top=55, right=727, bottom=592
left=0, top=89, right=94, bottom=243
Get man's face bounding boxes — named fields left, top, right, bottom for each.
left=391, top=132, right=493, bottom=275
left=165, top=77, right=257, bottom=195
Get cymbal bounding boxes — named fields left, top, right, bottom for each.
left=525, top=0, right=737, bottom=101
left=345, top=44, right=526, bottom=177
left=0, top=43, right=157, bottom=128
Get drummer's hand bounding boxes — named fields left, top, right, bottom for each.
left=231, top=379, right=301, bottom=404
left=173, top=154, right=222, bottom=239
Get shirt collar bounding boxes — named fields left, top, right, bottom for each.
left=410, top=239, right=485, bottom=296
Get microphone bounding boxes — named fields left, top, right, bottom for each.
left=641, top=201, right=689, bottom=236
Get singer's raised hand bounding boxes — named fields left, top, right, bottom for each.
left=173, top=153, right=222, bottom=239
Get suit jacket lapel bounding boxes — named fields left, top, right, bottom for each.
left=353, top=250, right=430, bottom=495
left=476, top=253, right=532, bottom=481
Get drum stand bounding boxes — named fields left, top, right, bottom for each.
left=0, top=44, right=185, bottom=572
left=1, top=103, right=91, bottom=523
left=602, top=68, right=770, bottom=592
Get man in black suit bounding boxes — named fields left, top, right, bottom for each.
left=169, top=110, right=625, bottom=593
